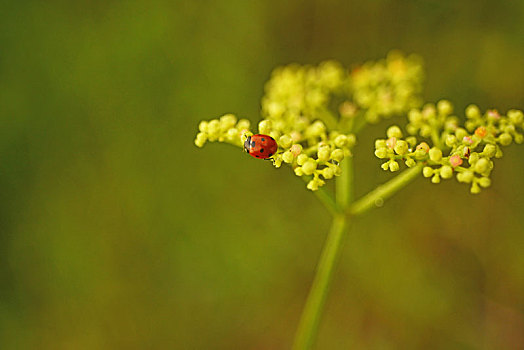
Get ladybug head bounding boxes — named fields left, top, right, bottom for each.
left=243, top=135, right=252, bottom=153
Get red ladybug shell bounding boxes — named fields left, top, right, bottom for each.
left=244, top=134, right=278, bottom=159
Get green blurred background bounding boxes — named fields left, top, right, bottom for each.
left=1, top=0, right=523, bottom=349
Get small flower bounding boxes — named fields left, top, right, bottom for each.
left=290, top=144, right=303, bottom=156
left=416, top=142, right=430, bottom=153
left=449, top=155, right=463, bottom=167
left=462, top=136, right=473, bottom=145
left=386, top=137, right=397, bottom=149
left=474, top=126, right=488, bottom=138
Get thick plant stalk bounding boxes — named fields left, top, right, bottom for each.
left=292, top=213, right=348, bottom=350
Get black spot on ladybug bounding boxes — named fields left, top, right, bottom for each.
left=260, top=149, right=264, bottom=153
left=261, top=138, right=265, bottom=141
left=251, top=141, right=256, bottom=148
left=268, top=152, right=273, bottom=157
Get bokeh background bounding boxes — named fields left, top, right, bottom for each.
left=1, top=0, right=524, bottom=349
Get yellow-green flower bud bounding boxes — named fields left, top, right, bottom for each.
left=482, top=144, right=496, bottom=158
left=503, top=124, right=515, bottom=134
left=440, top=165, right=453, bottom=179
left=408, top=109, right=422, bottom=123
left=297, top=154, right=309, bottom=166
left=455, top=128, right=467, bottom=140
left=302, top=159, right=317, bottom=175
left=294, top=167, right=304, bottom=176
left=375, top=139, right=387, bottom=149
left=227, top=128, right=239, bottom=139
left=198, top=120, right=209, bottom=133
left=317, top=146, right=331, bottom=162
left=346, top=134, right=357, bottom=147
left=423, top=167, right=433, bottom=178
left=381, top=162, right=390, bottom=171
left=437, top=100, right=453, bottom=115
left=333, top=164, right=342, bottom=176
left=468, top=152, right=479, bottom=165
left=237, top=119, right=250, bottom=130
left=322, top=167, right=334, bottom=179
left=465, top=104, right=480, bottom=119
left=405, top=136, right=417, bottom=147
left=334, top=135, right=348, bottom=148
left=457, top=170, right=474, bottom=183
left=470, top=182, right=481, bottom=194
left=208, top=119, right=220, bottom=135
left=405, top=158, right=416, bottom=167
left=331, top=149, right=344, bottom=162
left=420, top=125, right=432, bottom=138
left=307, top=178, right=325, bottom=191
left=429, top=147, right=442, bottom=162
left=508, top=109, right=523, bottom=125
left=258, top=120, right=272, bottom=134
left=387, top=125, right=403, bottom=138
left=194, top=132, right=207, bottom=147
left=478, top=177, right=491, bottom=188
left=445, top=134, right=457, bottom=147
left=389, top=161, right=400, bottom=172
left=499, top=133, right=512, bottom=146
left=374, top=148, right=388, bottom=159
left=279, top=135, right=293, bottom=148
left=406, top=124, right=418, bottom=135
left=431, top=174, right=441, bottom=183
left=220, top=114, right=237, bottom=131
left=394, top=140, right=409, bottom=155
left=282, top=151, right=294, bottom=164
left=308, top=120, right=326, bottom=136
left=474, top=158, right=489, bottom=173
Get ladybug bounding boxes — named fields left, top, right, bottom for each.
left=244, top=134, right=278, bottom=160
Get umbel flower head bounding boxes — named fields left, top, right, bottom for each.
left=195, top=52, right=424, bottom=191
left=374, top=101, right=524, bottom=193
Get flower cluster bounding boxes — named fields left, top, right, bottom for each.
left=195, top=52, right=425, bottom=191
left=351, top=51, right=424, bottom=124
left=374, top=100, right=524, bottom=193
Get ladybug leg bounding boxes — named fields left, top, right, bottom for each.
left=265, top=157, right=276, bottom=165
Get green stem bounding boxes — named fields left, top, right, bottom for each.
left=292, top=214, right=348, bottom=350
left=348, top=164, right=423, bottom=216
left=302, top=176, right=341, bottom=215
left=336, top=157, right=353, bottom=206
left=292, top=158, right=353, bottom=350
left=313, top=186, right=341, bottom=215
